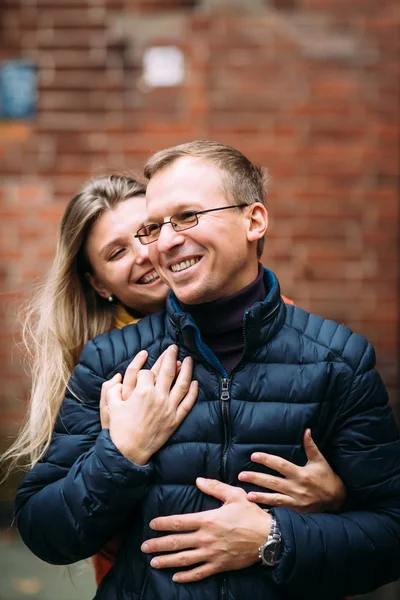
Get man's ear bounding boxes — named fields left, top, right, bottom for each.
left=246, top=203, right=268, bottom=244
left=85, top=272, right=110, bottom=299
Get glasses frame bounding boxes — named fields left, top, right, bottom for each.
left=134, top=204, right=248, bottom=245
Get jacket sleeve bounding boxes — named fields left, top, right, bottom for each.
left=268, top=344, right=400, bottom=599
left=15, top=338, right=153, bottom=565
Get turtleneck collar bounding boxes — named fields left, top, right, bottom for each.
left=177, top=263, right=266, bottom=372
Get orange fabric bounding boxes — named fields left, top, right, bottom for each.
left=93, top=295, right=295, bottom=586
left=93, top=534, right=125, bottom=585
left=282, top=295, right=294, bottom=305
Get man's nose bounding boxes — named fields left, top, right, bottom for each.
left=156, top=222, right=185, bottom=253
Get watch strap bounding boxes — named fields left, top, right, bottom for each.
left=258, top=515, right=282, bottom=567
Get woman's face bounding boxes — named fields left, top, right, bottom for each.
left=85, top=195, right=169, bottom=316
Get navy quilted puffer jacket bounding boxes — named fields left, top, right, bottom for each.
left=16, top=269, right=400, bottom=600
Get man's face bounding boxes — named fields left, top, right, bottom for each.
left=146, top=156, right=260, bottom=305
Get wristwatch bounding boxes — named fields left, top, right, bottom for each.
left=258, top=515, right=282, bottom=567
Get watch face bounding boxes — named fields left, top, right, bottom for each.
left=262, top=540, right=281, bottom=565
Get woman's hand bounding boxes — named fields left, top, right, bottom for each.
left=100, top=373, right=121, bottom=429
left=238, top=429, right=346, bottom=513
left=99, top=347, right=182, bottom=428
left=105, top=345, right=198, bottom=465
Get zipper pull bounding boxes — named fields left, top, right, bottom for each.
left=221, top=378, right=230, bottom=401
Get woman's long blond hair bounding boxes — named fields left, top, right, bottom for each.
left=2, top=175, right=147, bottom=475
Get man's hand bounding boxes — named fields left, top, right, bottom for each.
left=141, top=477, right=271, bottom=583
left=239, top=429, right=346, bottom=513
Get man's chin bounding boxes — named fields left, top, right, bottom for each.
left=171, top=285, right=201, bottom=305
left=172, top=283, right=216, bottom=306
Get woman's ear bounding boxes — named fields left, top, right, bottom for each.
left=85, top=272, right=110, bottom=300
left=246, top=203, right=268, bottom=244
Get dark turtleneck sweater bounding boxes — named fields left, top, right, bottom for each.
left=178, top=263, right=266, bottom=374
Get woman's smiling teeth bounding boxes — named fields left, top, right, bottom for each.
left=170, top=258, right=200, bottom=273
left=139, top=270, right=160, bottom=284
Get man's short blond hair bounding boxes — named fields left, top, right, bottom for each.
left=144, top=140, right=268, bottom=258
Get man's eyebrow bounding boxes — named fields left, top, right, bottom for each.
left=146, top=203, right=202, bottom=222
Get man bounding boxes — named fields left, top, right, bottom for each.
left=16, top=141, right=400, bottom=600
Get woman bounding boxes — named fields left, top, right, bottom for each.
left=4, top=175, right=346, bottom=585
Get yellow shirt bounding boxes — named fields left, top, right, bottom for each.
left=114, top=306, right=140, bottom=329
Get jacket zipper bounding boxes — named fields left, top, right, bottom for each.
left=221, top=579, right=227, bottom=600
left=188, top=338, right=230, bottom=600
left=221, top=379, right=229, bottom=600
left=220, top=377, right=231, bottom=482
left=171, top=302, right=279, bottom=600
left=218, top=304, right=279, bottom=600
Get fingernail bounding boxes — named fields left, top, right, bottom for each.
left=172, top=574, right=181, bottom=583
left=248, top=492, right=257, bottom=501
left=150, top=558, right=159, bottom=568
left=197, top=477, right=205, bottom=484
left=149, top=520, right=156, bottom=530
left=252, top=453, right=260, bottom=460
left=239, top=472, right=248, bottom=481
left=139, top=350, right=147, bottom=356
left=141, top=543, right=149, bottom=552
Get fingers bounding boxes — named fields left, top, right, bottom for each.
left=169, top=356, right=193, bottom=406
left=150, top=349, right=167, bottom=379
left=150, top=512, right=204, bottom=532
left=151, top=348, right=182, bottom=380
left=195, top=477, right=245, bottom=503
left=303, top=429, right=324, bottom=463
left=151, top=549, right=206, bottom=571
left=176, top=380, right=198, bottom=421
left=100, top=373, right=122, bottom=404
left=100, top=373, right=122, bottom=428
left=122, top=350, right=148, bottom=400
left=173, top=563, right=217, bottom=584
left=238, top=471, right=291, bottom=495
left=247, top=491, right=297, bottom=508
left=106, top=382, right=124, bottom=407
left=250, top=452, right=299, bottom=479
left=142, top=532, right=198, bottom=555
left=154, top=345, right=178, bottom=394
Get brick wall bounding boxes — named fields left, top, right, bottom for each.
left=0, top=0, right=399, bottom=443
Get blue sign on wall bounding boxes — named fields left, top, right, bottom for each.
left=0, top=60, right=37, bottom=119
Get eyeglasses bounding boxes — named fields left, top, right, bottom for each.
left=134, top=204, right=248, bottom=245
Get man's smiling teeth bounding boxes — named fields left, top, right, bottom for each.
left=171, top=258, right=200, bottom=273
left=141, top=271, right=160, bottom=284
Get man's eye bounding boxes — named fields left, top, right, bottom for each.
left=145, top=224, right=160, bottom=235
left=176, top=211, right=196, bottom=223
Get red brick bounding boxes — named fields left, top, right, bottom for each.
left=0, top=1, right=398, bottom=440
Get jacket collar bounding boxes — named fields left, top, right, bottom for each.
left=165, top=268, right=286, bottom=362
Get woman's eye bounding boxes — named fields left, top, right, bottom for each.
left=108, top=248, right=125, bottom=261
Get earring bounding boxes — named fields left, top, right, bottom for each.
left=107, top=295, right=114, bottom=303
